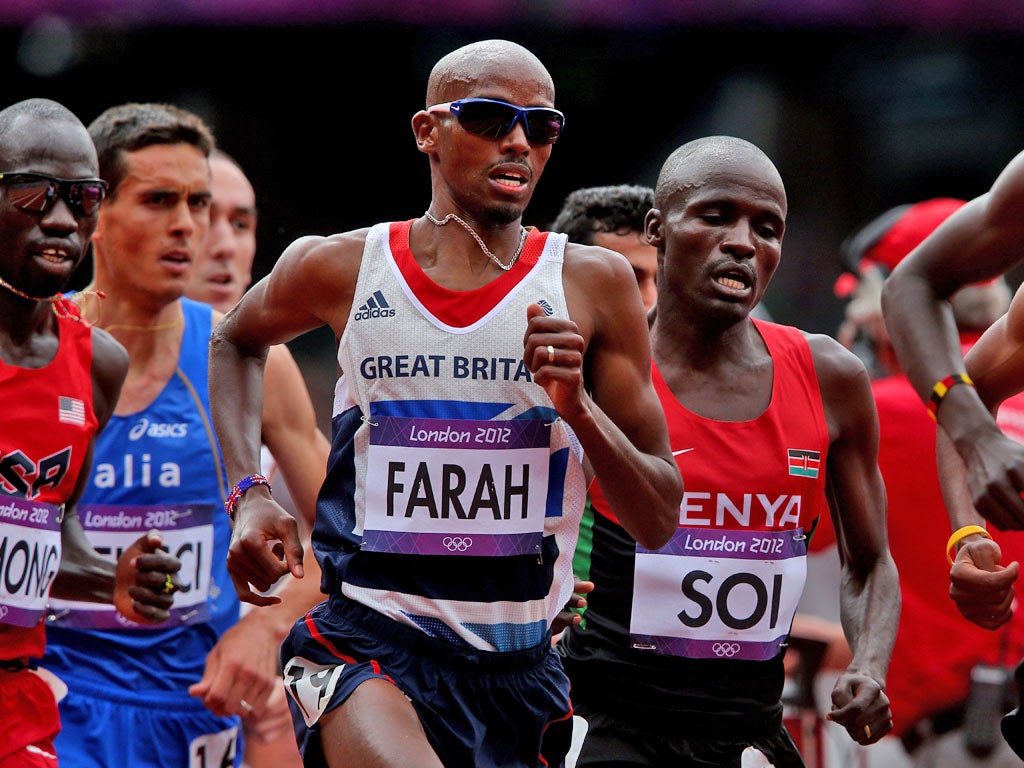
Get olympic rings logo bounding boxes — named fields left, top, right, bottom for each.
left=712, top=642, right=741, bottom=657
left=442, top=536, right=473, bottom=552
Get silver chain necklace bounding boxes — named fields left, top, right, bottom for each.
left=424, top=211, right=528, bottom=272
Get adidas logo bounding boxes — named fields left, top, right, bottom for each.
left=354, top=290, right=396, bottom=321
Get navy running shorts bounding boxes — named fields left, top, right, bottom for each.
left=281, top=596, right=573, bottom=768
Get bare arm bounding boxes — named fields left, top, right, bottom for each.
left=210, top=230, right=363, bottom=603
left=808, top=334, right=900, bottom=745
left=943, top=295, right=1024, bottom=530
left=931, top=322, right=1024, bottom=627
left=883, top=150, right=1024, bottom=529
left=253, top=340, right=330, bottom=615
left=189, top=272, right=335, bottom=716
left=260, top=343, right=332, bottom=532
left=936, top=423, right=1020, bottom=630
left=528, top=243, right=680, bottom=550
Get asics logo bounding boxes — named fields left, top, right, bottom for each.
left=354, top=290, right=396, bottom=320
left=442, top=536, right=473, bottom=552
left=128, top=418, right=188, bottom=440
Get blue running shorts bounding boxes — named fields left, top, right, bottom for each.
left=53, top=674, right=241, bottom=768
left=282, top=597, right=573, bottom=768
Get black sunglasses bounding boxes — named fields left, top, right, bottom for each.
left=428, top=98, right=565, bottom=145
left=0, top=172, right=108, bottom=217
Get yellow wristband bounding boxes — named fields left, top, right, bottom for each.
left=946, top=524, right=992, bottom=565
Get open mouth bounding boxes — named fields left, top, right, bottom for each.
left=716, top=275, right=747, bottom=290
left=714, top=268, right=752, bottom=292
left=493, top=172, right=527, bottom=190
left=491, top=162, right=530, bottom=192
left=36, top=245, right=74, bottom=266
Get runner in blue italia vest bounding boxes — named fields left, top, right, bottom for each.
left=41, top=102, right=311, bottom=768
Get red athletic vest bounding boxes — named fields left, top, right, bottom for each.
left=1, top=308, right=97, bottom=658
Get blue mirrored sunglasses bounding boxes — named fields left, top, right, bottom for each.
left=427, top=98, right=565, bottom=145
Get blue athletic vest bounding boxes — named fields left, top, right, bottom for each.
left=43, top=298, right=235, bottom=699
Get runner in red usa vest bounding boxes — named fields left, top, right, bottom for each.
left=558, top=136, right=900, bottom=768
left=0, top=97, right=179, bottom=768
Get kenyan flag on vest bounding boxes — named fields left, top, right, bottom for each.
left=788, top=449, right=820, bottom=478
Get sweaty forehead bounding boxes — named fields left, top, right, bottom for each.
left=1, top=115, right=97, bottom=176
left=430, top=56, right=554, bottom=105
left=671, top=156, right=785, bottom=214
left=687, top=175, right=787, bottom=222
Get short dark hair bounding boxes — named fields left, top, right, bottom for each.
left=550, top=184, right=653, bottom=245
left=88, top=102, right=215, bottom=196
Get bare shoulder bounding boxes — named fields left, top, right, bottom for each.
left=804, top=331, right=874, bottom=416
left=262, top=341, right=317, bottom=435
left=90, top=325, right=129, bottom=388
left=265, top=341, right=304, bottom=386
left=805, top=331, right=868, bottom=381
left=243, top=226, right=374, bottom=340
left=561, top=241, right=643, bottom=336
left=267, top=340, right=299, bottom=365
left=274, top=227, right=373, bottom=284
left=563, top=239, right=641, bottom=310
left=89, top=325, right=128, bottom=423
left=562, top=240, right=634, bottom=286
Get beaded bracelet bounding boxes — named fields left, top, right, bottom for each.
left=224, top=474, right=272, bottom=520
left=927, top=373, right=974, bottom=421
left=946, top=524, right=992, bottom=566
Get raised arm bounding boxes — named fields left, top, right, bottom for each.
left=883, top=149, right=1024, bottom=529
left=808, top=334, right=899, bottom=745
left=526, top=244, right=681, bottom=550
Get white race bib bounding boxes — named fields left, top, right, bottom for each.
left=47, top=503, right=215, bottom=629
left=363, top=416, right=551, bottom=557
left=630, top=527, right=807, bottom=660
left=0, top=496, right=62, bottom=628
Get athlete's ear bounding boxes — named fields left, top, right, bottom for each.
left=411, top=110, right=439, bottom=155
left=645, top=208, right=664, bottom=248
